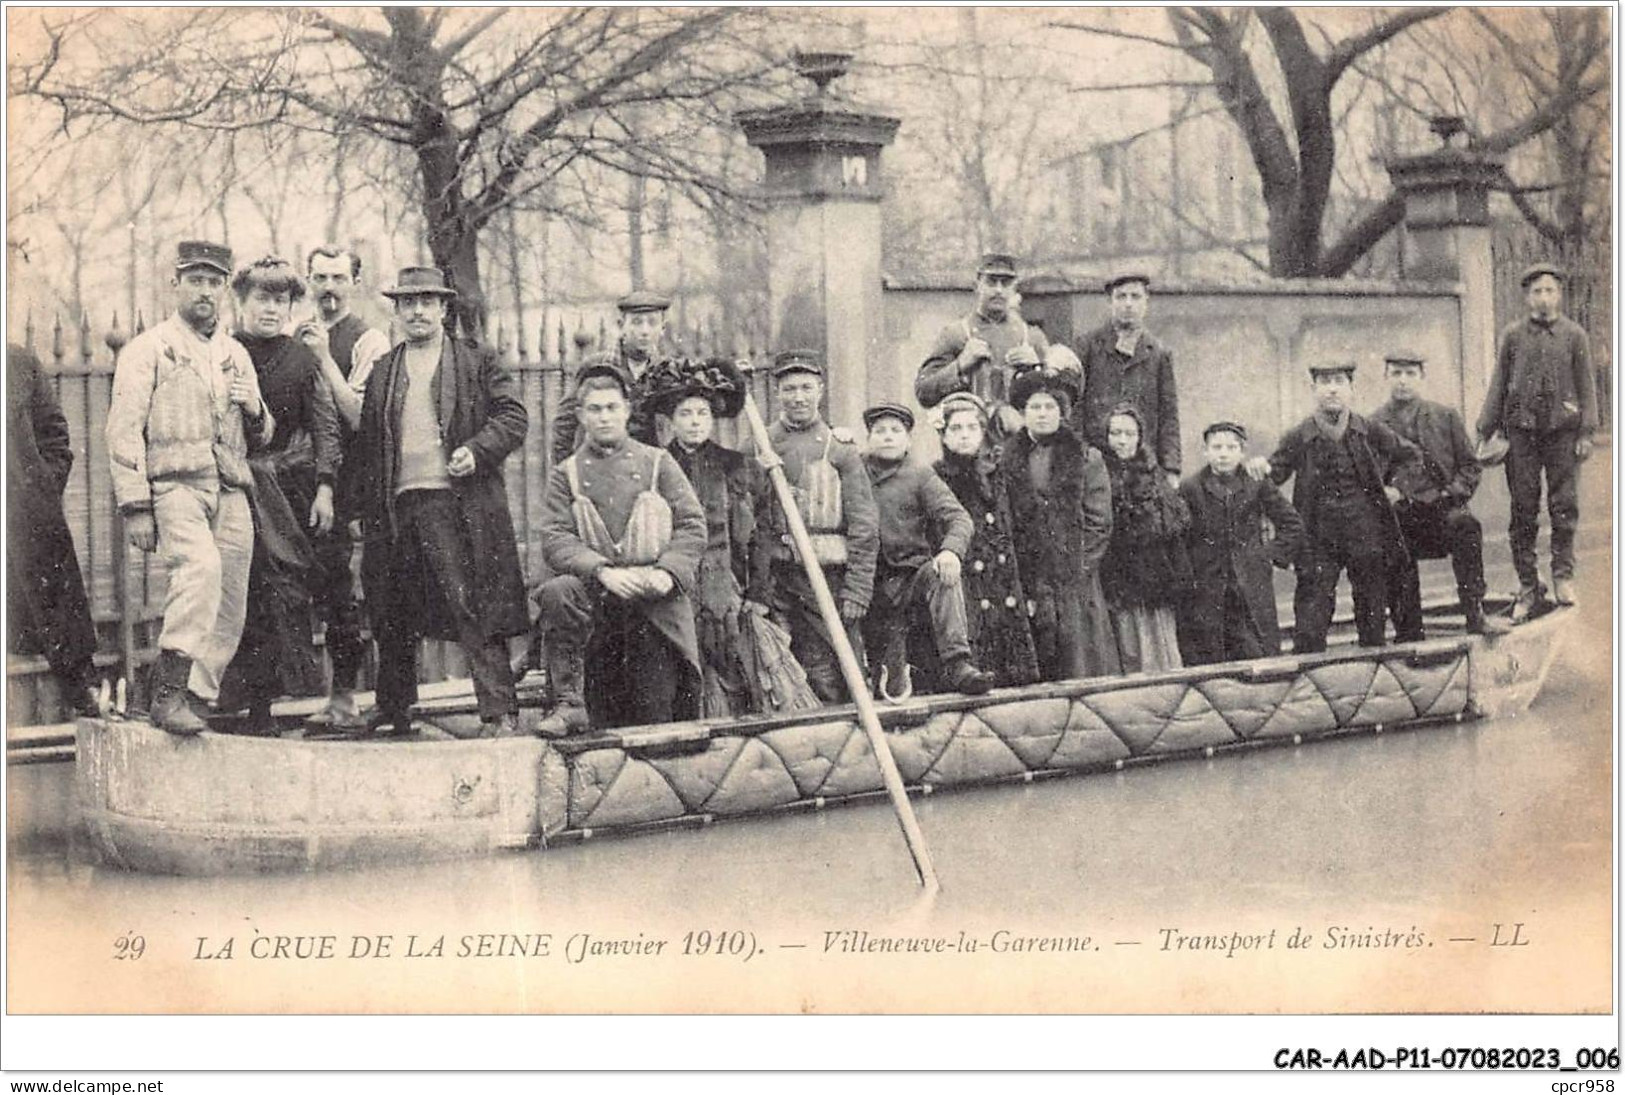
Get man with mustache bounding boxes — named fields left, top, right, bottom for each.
left=296, top=245, right=391, bottom=729
left=345, top=267, right=529, bottom=738
left=106, top=240, right=272, bottom=734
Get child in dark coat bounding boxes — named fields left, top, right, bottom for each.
left=1179, top=421, right=1304, bottom=665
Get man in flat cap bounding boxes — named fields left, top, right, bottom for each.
left=1265, top=362, right=1420, bottom=653
left=1476, top=262, right=1598, bottom=617
left=1075, top=273, right=1182, bottom=488
left=750, top=350, right=878, bottom=701
left=551, top=289, right=672, bottom=463
left=534, top=360, right=707, bottom=735
left=915, top=253, right=1052, bottom=442
left=861, top=402, right=993, bottom=698
left=1372, top=351, right=1506, bottom=637
left=107, top=240, right=271, bottom=734
left=346, top=267, right=529, bottom=737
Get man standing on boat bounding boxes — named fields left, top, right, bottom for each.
left=106, top=240, right=271, bottom=735
left=1074, top=273, right=1182, bottom=489
left=915, top=253, right=1053, bottom=442
left=751, top=350, right=879, bottom=702
left=534, top=361, right=708, bottom=735
left=296, top=246, right=393, bottom=729
left=551, top=290, right=671, bottom=462
left=346, top=267, right=530, bottom=738
left=1267, top=362, right=1420, bottom=653
left=1372, top=351, right=1508, bottom=638
left=1476, top=263, right=1598, bottom=620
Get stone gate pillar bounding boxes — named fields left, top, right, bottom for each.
left=738, top=51, right=900, bottom=428
left=1386, top=116, right=1504, bottom=421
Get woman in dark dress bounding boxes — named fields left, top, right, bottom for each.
left=999, top=365, right=1120, bottom=682
left=219, top=257, right=342, bottom=732
left=930, top=391, right=1039, bottom=687
left=647, top=357, right=760, bottom=717
left=1100, top=402, right=1192, bottom=672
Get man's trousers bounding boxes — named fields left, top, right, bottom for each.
left=1506, top=426, right=1580, bottom=590
left=1387, top=501, right=1487, bottom=641
left=860, top=560, right=972, bottom=691
left=536, top=574, right=684, bottom=728
left=765, top=562, right=864, bottom=703
left=153, top=481, right=253, bottom=702
left=365, top=490, right=516, bottom=721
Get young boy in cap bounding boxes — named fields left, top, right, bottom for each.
left=107, top=240, right=272, bottom=734
left=1179, top=422, right=1303, bottom=665
left=1266, top=362, right=1420, bottom=653
left=861, top=402, right=994, bottom=698
left=551, top=289, right=672, bottom=462
left=915, top=253, right=1049, bottom=441
left=1075, top=273, right=1183, bottom=488
left=1372, top=351, right=1507, bottom=637
left=750, top=349, right=878, bottom=702
left=1477, top=262, right=1598, bottom=617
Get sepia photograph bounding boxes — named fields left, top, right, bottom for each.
left=2, top=2, right=1615, bottom=1073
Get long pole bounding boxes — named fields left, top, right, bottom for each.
left=738, top=383, right=940, bottom=890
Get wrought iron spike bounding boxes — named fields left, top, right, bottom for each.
left=105, top=312, right=128, bottom=355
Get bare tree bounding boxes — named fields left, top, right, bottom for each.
left=1052, top=7, right=1608, bottom=277
left=15, top=7, right=794, bottom=334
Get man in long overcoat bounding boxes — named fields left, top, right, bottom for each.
left=1267, top=363, right=1419, bottom=653
left=347, top=267, right=530, bottom=737
left=7, top=343, right=101, bottom=717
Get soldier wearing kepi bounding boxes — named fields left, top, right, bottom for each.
left=551, top=289, right=671, bottom=462
left=1074, top=273, right=1182, bottom=488
left=534, top=361, right=707, bottom=735
left=1372, top=351, right=1508, bottom=638
left=346, top=267, right=530, bottom=737
left=297, top=246, right=393, bottom=728
left=1476, top=262, right=1599, bottom=618
left=106, top=240, right=272, bottom=734
left=860, top=402, right=994, bottom=699
left=1267, top=362, right=1420, bottom=653
left=915, top=253, right=1053, bottom=441
left=751, top=350, right=879, bottom=702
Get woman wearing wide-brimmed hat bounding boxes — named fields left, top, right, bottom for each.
left=999, top=364, right=1120, bottom=681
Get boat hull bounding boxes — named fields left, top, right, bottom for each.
left=74, top=611, right=1567, bottom=874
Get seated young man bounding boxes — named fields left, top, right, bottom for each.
left=860, top=401, right=995, bottom=698
left=534, top=364, right=708, bottom=735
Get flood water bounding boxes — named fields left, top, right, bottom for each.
left=6, top=560, right=1613, bottom=1016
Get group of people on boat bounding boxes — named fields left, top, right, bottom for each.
left=9, top=240, right=1596, bottom=740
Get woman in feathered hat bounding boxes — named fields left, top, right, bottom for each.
left=647, top=357, right=771, bottom=716
left=999, top=364, right=1121, bottom=681
left=930, top=391, right=1040, bottom=687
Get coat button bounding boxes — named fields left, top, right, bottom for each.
left=984, top=512, right=996, bottom=525
left=1005, top=595, right=1018, bottom=608
left=973, top=560, right=985, bottom=573
left=997, top=553, right=1006, bottom=564
left=979, top=598, right=991, bottom=610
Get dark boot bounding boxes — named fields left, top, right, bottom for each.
left=1464, top=598, right=1510, bottom=636
left=150, top=650, right=206, bottom=737
left=535, top=642, right=589, bottom=739
left=943, top=658, right=995, bottom=696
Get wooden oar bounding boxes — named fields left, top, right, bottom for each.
left=737, top=370, right=940, bottom=890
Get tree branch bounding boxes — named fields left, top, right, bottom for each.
left=1325, top=8, right=1449, bottom=82
left=1318, top=192, right=1405, bottom=276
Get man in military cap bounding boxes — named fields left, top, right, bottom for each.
left=346, top=267, right=530, bottom=737
left=750, top=349, right=879, bottom=701
left=861, top=402, right=993, bottom=698
left=1477, top=262, right=1598, bottom=617
left=1372, top=351, right=1506, bottom=637
left=1265, top=362, right=1420, bottom=653
left=551, top=288, right=672, bottom=462
left=915, top=253, right=1051, bottom=440
left=534, top=361, right=707, bottom=735
left=107, top=240, right=271, bottom=734
left=1075, top=273, right=1182, bottom=487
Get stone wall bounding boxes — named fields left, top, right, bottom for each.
left=881, top=276, right=1466, bottom=469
